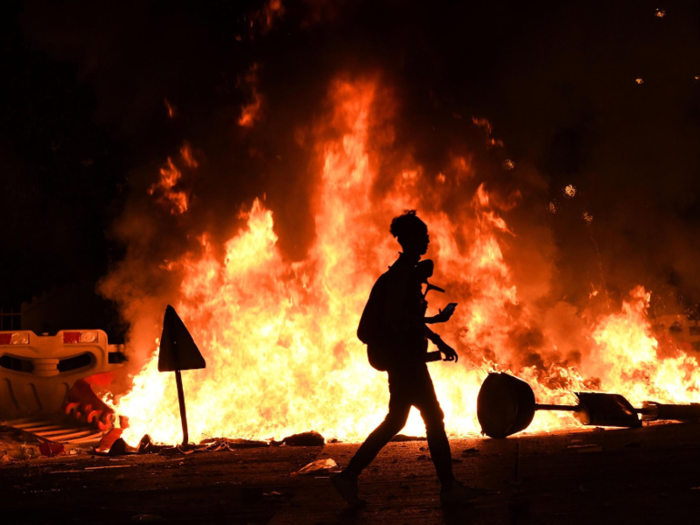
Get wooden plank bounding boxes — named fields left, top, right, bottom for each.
left=65, top=433, right=104, bottom=444
left=38, top=429, right=94, bottom=440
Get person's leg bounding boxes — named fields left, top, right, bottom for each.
left=343, top=380, right=411, bottom=480
left=414, top=368, right=455, bottom=488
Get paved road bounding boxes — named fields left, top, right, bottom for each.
left=2, top=422, right=700, bottom=524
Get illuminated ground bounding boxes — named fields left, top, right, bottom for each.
left=2, top=423, right=700, bottom=524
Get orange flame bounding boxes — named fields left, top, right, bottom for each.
left=179, top=142, right=198, bottom=169
left=147, top=144, right=197, bottom=215
left=239, top=93, right=262, bottom=128
left=239, top=64, right=262, bottom=128
left=251, top=0, right=285, bottom=34
left=111, top=77, right=700, bottom=444
left=164, top=99, right=175, bottom=119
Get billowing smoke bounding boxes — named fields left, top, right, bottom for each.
left=16, top=0, right=700, bottom=428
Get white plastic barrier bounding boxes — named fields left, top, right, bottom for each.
left=0, top=330, right=126, bottom=419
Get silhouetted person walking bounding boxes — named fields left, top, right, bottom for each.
left=332, top=210, right=477, bottom=506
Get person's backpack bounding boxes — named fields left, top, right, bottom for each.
left=357, top=271, right=394, bottom=371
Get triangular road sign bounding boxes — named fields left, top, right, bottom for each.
left=158, top=305, right=206, bottom=372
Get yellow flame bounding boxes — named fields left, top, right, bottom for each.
left=112, top=77, right=700, bottom=445
left=147, top=157, right=189, bottom=215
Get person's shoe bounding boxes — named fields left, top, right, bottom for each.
left=331, top=472, right=367, bottom=507
left=440, top=480, right=480, bottom=504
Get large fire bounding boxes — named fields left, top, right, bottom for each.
left=106, top=77, right=700, bottom=444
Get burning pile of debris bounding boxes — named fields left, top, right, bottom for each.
left=99, top=430, right=326, bottom=458
left=3, top=286, right=700, bottom=458
left=0, top=314, right=332, bottom=460
left=4, top=297, right=700, bottom=461
left=0, top=309, right=333, bottom=462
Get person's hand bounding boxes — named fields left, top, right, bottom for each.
left=437, top=339, right=458, bottom=363
left=433, top=303, right=457, bottom=323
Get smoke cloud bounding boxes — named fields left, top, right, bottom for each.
left=15, top=0, right=700, bottom=395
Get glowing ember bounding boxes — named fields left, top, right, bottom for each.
left=252, top=0, right=285, bottom=34
left=583, top=211, right=593, bottom=224
left=239, top=93, right=262, bottom=128
left=164, top=98, right=175, bottom=119
left=564, top=184, right=576, bottom=198
left=472, top=117, right=504, bottom=148
left=179, top=143, right=198, bottom=169
left=655, top=8, right=666, bottom=18
left=239, top=64, right=262, bottom=128
left=147, top=154, right=190, bottom=215
left=636, top=77, right=644, bottom=85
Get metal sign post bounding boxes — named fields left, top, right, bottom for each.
left=157, top=305, right=206, bottom=446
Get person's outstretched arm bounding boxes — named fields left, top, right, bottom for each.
left=425, top=326, right=459, bottom=362
left=425, top=303, right=457, bottom=324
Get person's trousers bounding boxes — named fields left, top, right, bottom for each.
left=344, top=364, right=454, bottom=486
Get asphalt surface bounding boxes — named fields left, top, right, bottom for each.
left=2, top=422, right=700, bottom=524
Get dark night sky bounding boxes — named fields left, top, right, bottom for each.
left=3, top=0, right=700, bottom=332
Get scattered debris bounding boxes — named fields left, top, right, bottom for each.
left=548, top=202, right=558, bottom=214
left=461, top=447, right=480, bottom=456
left=130, top=514, right=164, bottom=522
left=583, top=211, right=593, bottom=224
left=65, top=378, right=116, bottom=431
left=503, top=159, right=515, bottom=170
left=0, top=425, right=45, bottom=460
left=4, top=445, right=38, bottom=460
left=281, top=431, right=324, bottom=447
left=391, top=434, right=426, bottom=442
left=294, top=458, right=338, bottom=475
left=138, top=434, right=174, bottom=454
left=108, top=438, right=138, bottom=456
left=201, top=437, right=269, bottom=450
left=97, top=428, right=124, bottom=453
left=567, top=444, right=603, bottom=453
left=85, top=464, right=134, bottom=470
left=39, top=442, right=65, bottom=457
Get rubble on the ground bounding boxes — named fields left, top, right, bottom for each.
left=201, top=437, right=269, bottom=450
left=279, top=431, right=325, bottom=447
left=0, top=425, right=331, bottom=461
left=0, top=425, right=53, bottom=460
left=391, top=434, right=427, bottom=442
left=294, top=458, right=338, bottom=475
